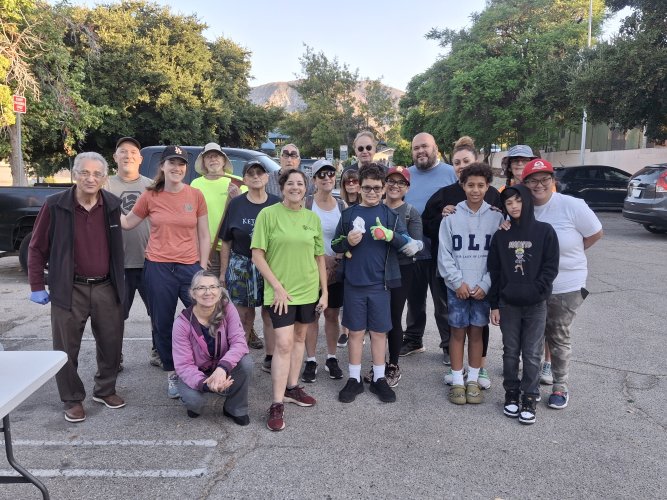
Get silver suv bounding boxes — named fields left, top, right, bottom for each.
left=622, top=163, right=667, bottom=234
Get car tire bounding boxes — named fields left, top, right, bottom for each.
left=18, top=231, right=32, bottom=274
left=643, top=224, right=667, bottom=234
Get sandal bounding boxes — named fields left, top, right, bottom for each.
left=449, top=384, right=466, bottom=405
left=466, top=381, right=483, bottom=404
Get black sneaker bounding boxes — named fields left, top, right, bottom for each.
left=339, top=378, right=364, bottom=403
left=324, top=358, right=343, bottom=379
left=399, top=343, right=425, bottom=357
left=337, top=333, right=348, bottom=347
left=519, top=395, right=537, bottom=425
left=301, top=361, right=317, bottom=383
left=503, top=390, right=520, bottom=418
left=369, top=377, right=396, bottom=403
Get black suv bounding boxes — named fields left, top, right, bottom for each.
left=554, top=165, right=631, bottom=210
left=622, top=163, right=667, bottom=234
left=139, top=146, right=279, bottom=184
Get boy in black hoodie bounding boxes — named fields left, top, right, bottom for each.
left=487, top=184, right=559, bottom=424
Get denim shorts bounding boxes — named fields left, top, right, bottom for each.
left=446, top=287, right=491, bottom=328
left=342, top=283, right=391, bottom=333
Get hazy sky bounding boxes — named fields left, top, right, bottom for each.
left=72, top=0, right=630, bottom=91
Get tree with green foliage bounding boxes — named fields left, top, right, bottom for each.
left=568, top=0, right=667, bottom=141
left=400, top=0, right=604, bottom=158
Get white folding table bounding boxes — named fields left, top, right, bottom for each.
left=0, top=350, right=67, bottom=500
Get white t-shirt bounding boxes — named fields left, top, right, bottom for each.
left=311, top=199, right=341, bottom=257
left=533, top=193, right=602, bottom=294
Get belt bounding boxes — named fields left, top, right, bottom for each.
left=74, top=274, right=110, bottom=285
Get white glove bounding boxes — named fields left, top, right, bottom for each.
left=399, top=237, right=423, bottom=257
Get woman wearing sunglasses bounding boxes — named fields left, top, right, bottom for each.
left=172, top=270, right=252, bottom=425
left=301, top=160, right=348, bottom=384
left=341, top=169, right=360, bottom=206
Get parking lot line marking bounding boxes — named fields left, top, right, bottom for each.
left=0, top=468, right=208, bottom=478
left=1, top=439, right=217, bottom=447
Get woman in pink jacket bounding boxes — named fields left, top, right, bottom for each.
left=172, top=270, right=252, bottom=425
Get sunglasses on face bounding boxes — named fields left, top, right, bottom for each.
left=282, top=151, right=299, bottom=159
left=245, top=168, right=265, bottom=177
left=357, top=145, right=373, bottom=153
left=386, top=178, right=408, bottom=188
left=344, top=178, right=359, bottom=185
left=361, top=185, right=383, bottom=193
left=315, top=170, right=336, bottom=179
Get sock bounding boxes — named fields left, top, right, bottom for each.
left=349, top=364, right=361, bottom=382
left=373, top=364, right=385, bottom=382
left=327, top=353, right=336, bottom=359
left=306, top=356, right=316, bottom=363
left=452, top=369, right=465, bottom=386
left=468, top=367, right=480, bottom=383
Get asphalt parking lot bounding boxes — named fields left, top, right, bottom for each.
left=0, top=212, right=665, bottom=499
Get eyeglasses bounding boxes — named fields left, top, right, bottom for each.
left=315, top=170, right=336, bottom=179
left=344, top=178, right=359, bottom=185
left=245, top=168, right=265, bottom=177
left=361, top=185, right=383, bottom=193
left=281, top=151, right=299, bottom=159
left=510, top=158, right=531, bottom=166
left=524, top=176, right=553, bottom=187
left=193, top=285, right=222, bottom=293
left=386, top=178, right=408, bottom=188
left=76, top=170, right=105, bottom=180
left=357, top=145, right=373, bottom=153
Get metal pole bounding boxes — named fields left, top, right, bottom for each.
left=16, top=111, right=27, bottom=186
left=579, top=0, right=593, bottom=165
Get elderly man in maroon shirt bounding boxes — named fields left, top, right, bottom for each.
left=28, top=152, right=126, bottom=423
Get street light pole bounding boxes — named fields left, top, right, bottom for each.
left=579, top=0, right=593, bottom=164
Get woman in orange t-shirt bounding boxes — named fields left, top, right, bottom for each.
left=121, top=146, right=210, bottom=400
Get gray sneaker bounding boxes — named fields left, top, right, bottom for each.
left=167, top=372, right=180, bottom=399
left=385, top=363, right=401, bottom=388
left=149, top=347, right=162, bottom=368
left=540, top=362, right=553, bottom=385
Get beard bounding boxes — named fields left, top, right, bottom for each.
left=413, top=150, right=437, bottom=170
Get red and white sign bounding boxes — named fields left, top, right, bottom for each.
left=12, top=95, right=26, bottom=114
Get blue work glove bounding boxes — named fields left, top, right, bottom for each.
left=370, top=217, right=394, bottom=242
left=30, top=290, right=50, bottom=305
left=399, top=237, right=424, bottom=257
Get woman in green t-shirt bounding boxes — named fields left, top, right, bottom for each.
left=251, top=170, right=328, bottom=432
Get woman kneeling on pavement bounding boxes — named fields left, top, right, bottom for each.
left=172, top=270, right=252, bottom=425
left=251, top=169, right=328, bottom=431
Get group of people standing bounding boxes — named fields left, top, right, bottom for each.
left=27, top=129, right=602, bottom=430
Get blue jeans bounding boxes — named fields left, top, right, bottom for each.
left=143, top=260, right=202, bottom=371
left=177, top=354, right=253, bottom=417
left=500, top=300, right=547, bottom=397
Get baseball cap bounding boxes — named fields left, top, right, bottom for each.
left=386, top=166, right=410, bottom=185
left=311, top=159, right=335, bottom=177
left=521, top=159, right=554, bottom=181
left=116, top=137, right=141, bottom=150
left=194, top=143, right=231, bottom=175
left=242, top=160, right=268, bottom=176
left=161, top=145, right=188, bottom=164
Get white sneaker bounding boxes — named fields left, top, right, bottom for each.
left=444, top=367, right=468, bottom=386
left=478, top=368, right=491, bottom=390
left=540, top=362, right=553, bottom=385
left=167, top=372, right=180, bottom=399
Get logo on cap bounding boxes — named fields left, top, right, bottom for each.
left=532, top=160, right=547, bottom=170
left=175, top=146, right=183, bottom=155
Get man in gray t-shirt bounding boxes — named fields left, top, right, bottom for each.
left=105, top=137, right=160, bottom=368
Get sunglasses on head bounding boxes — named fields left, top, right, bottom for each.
left=315, top=170, right=336, bottom=179
left=282, top=151, right=299, bottom=159
left=357, top=145, right=373, bottom=153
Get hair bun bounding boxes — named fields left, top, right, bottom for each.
left=454, top=136, right=475, bottom=150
